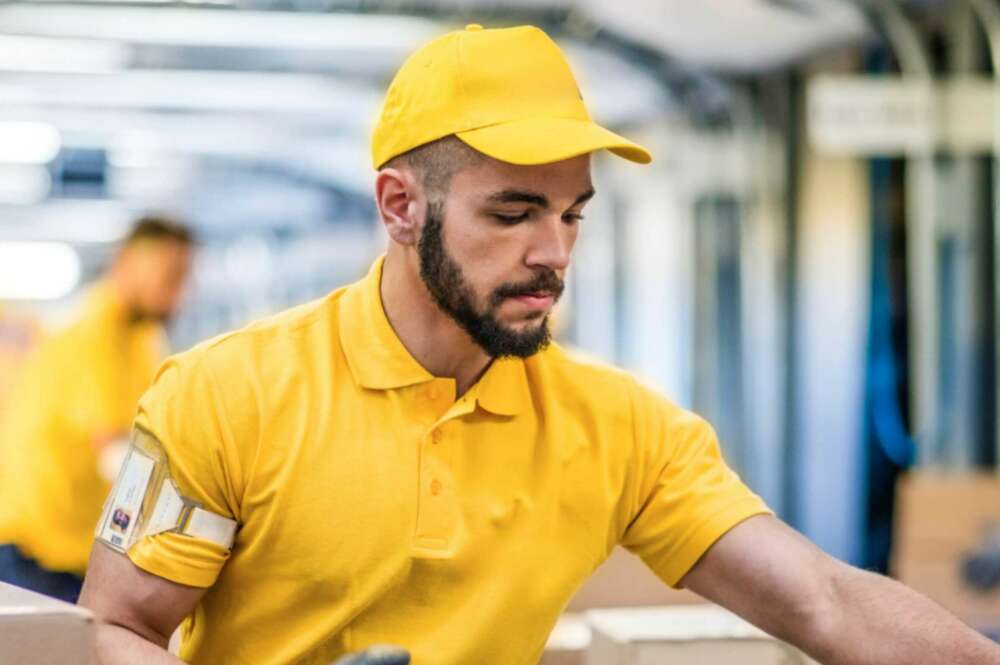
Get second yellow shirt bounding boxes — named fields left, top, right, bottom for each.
left=0, top=282, right=164, bottom=574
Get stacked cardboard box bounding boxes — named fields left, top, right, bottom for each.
left=540, top=547, right=704, bottom=664
left=584, top=605, right=817, bottom=665
left=0, top=581, right=95, bottom=665
left=543, top=614, right=591, bottom=665
left=893, top=472, right=1000, bottom=630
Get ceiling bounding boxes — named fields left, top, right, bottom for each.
left=389, top=0, right=873, bottom=72
left=0, top=0, right=878, bottom=247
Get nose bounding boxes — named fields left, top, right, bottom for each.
left=525, top=214, right=574, bottom=273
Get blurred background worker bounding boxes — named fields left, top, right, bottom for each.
left=0, top=304, right=40, bottom=416
left=0, top=216, right=194, bottom=603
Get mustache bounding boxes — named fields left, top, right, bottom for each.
left=490, top=270, right=565, bottom=306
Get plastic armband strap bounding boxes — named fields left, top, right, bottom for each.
left=95, top=427, right=238, bottom=553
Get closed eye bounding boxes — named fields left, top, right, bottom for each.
left=493, top=213, right=530, bottom=225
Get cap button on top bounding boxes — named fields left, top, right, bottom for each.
left=465, top=23, right=484, bottom=31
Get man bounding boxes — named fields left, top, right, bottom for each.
left=0, top=304, right=39, bottom=413
left=0, top=216, right=194, bottom=602
left=79, top=25, right=1000, bottom=665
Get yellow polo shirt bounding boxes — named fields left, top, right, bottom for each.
left=0, top=282, right=164, bottom=574
left=0, top=305, right=40, bottom=416
left=127, top=257, right=770, bottom=665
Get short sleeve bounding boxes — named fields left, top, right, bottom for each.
left=620, top=383, right=772, bottom=588
left=126, top=352, right=244, bottom=588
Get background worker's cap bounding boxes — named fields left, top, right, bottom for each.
left=371, top=24, right=653, bottom=169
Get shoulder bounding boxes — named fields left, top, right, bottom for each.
left=527, top=343, right=706, bottom=438
left=525, top=343, right=645, bottom=419
left=178, top=287, right=347, bottom=377
left=142, top=288, right=349, bottom=421
left=527, top=342, right=630, bottom=385
left=525, top=343, right=663, bottom=404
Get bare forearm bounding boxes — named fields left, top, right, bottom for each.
left=807, top=567, right=1000, bottom=665
left=95, top=624, right=184, bottom=665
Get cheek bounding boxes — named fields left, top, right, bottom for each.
left=442, top=218, right=509, bottom=281
left=444, top=215, right=495, bottom=259
left=149, top=274, right=178, bottom=308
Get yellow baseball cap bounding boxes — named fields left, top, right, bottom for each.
left=371, top=24, right=653, bottom=169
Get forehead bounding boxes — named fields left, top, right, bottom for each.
left=131, top=239, right=192, bottom=264
left=448, top=153, right=592, bottom=202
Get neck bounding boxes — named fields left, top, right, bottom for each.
left=380, top=247, right=492, bottom=397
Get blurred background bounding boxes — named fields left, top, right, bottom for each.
left=2, top=0, right=1000, bottom=637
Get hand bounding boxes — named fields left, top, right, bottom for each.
left=332, top=645, right=411, bottom=665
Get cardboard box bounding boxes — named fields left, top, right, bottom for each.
left=541, top=614, right=590, bottom=665
left=566, top=547, right=703, bottom=611
left=539, top=547, right=705, bottom=665
left=893, top=472, right=1000, bottom=625
left=584, top=605, right=817, bottom=665
left=542, top=547, right=704, bottom=663
left=0, top=581, right=95, bottom=665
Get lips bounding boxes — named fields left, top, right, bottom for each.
left=511, top=292, right=554, bottom=311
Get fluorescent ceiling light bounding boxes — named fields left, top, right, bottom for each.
left=0, top=71, right=380, bottom=116
left=0, top=242, right=82, bottom=300
left=0, top=200, right=131, bottom=244
left=0, top=5, right=442, bottom=52
left=580, top=0, right=869, bottom=72
left=0, top=166, right=52, bottom=205
left=0, top=35, right=128, bottom=73
left=0, top=122, right=61, bottom=164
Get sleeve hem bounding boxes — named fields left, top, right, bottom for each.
left=645, top=498, right=773, bottom=589
left=127, top=544, right=222, bottom=589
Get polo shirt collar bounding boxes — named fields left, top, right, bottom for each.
left=340, top=256, right=433, bottom=390
left=473, top=356, right=530, bottom=416
left=339, top=256, right=530, bottom=416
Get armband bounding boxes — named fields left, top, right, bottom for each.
left=95, top=427, right=237, bottom=553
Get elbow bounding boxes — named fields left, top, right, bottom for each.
left=93, top=622, right=121, bottom=665
left=797, top=561, right=863, bottom=663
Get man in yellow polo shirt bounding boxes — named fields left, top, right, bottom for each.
left=80, top=25, right=1000, bottom=665
left=0, top=216, right=193, bottom=602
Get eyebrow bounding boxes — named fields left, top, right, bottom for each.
left=573, top=187, right=596, bottom=207
left=485, top=187, right=596, bottom=209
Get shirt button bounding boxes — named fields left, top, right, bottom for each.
left=430, top=479, right=443, bottom=496
left=431, top=430, right=442, bottom=444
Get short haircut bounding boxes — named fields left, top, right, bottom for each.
left=123, top=215, right=195, bottom=248
left=383, top=135, right=485, bottom=199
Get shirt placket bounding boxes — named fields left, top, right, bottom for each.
left=412, top=379, right=477, bottom=557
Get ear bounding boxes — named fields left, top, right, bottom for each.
left=375, top=167, right=424, bottom=247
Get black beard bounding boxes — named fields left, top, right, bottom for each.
left=417, top=202, right=563, bottom=358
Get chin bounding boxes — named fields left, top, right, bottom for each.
left=506, top=317, right=546, bottom=333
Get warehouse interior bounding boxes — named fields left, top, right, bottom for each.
left=2, top=0, right=1000, bottom=662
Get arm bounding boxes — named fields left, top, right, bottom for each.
left=79, top=542, right=207, bottom=665
left=679, top=514, right=1000, bottom=665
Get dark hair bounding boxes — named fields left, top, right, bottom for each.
left=383, top=135, right=485, bottom=198
left=123, top=215, right=195, bottom=247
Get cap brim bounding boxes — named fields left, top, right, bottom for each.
left=456, top=117, right=652, bottom=165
